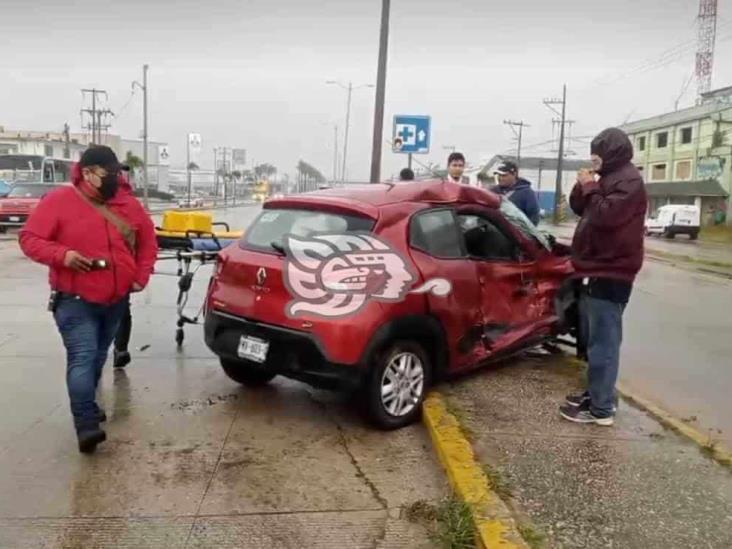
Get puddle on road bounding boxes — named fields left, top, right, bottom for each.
left=170, top=393, right=239, bottom=413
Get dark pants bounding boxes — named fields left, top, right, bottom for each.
left=54, top=295, right=128, bottom=432
left=580, top=294, right=625, bottom=418
left=114, top=301, right=132, bottom=353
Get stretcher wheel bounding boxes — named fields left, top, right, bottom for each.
left=176, top=328, right=184, bottom=347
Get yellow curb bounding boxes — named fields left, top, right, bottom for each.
left=423, top=392, right=528, bottom=549
left=566, top=356, right=732, bottom=468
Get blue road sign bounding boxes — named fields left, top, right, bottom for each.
left=392, top=115, right=431, bottom=154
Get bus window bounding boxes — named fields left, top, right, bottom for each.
left=53, top=159, right=73, bottom=182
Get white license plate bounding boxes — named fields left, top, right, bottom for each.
left=8, top=217, right=20, bottom=222
left=237, top=335, right=269, bottom=363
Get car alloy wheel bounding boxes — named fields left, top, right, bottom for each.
left=380, top=351, right=425, bottom=417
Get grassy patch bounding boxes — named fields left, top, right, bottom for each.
left=482, top=463, right=513, bottom=500
left=700, top=225, right=732, bottom=244
left=433, top=498, right=476, bottom=549
left=404, top=498, right=475, bottom=549
left=518, top=522, right=547, bottom=549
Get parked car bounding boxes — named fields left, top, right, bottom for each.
left=0, top=183, right=63, bottom=233
left=645, top=204, right=700, bottom=240
left=204, top=181, right=578, bottom=429
left=178, top=197, right=205, bottom=208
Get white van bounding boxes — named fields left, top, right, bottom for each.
left=645, top=204, right=701, bottom=240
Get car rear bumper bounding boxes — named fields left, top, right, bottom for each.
left=0, top=214, right=28, bottom=227
left=204, top=309, right=365, bottom=391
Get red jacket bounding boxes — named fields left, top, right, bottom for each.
left=570, top=128, right=648, bottom=283
left=19, top=179, right=158, bottom=305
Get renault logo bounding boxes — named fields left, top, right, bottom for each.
left=256, top=267, right=267, bottom=286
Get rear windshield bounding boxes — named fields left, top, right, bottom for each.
left=7, top=184, right=57, bottom=198
left=244, top=208, right=375, bottom=252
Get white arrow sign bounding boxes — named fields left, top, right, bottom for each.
left=418, top=130, right=426, bottom=143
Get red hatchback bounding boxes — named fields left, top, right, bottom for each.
left=0, top=184, right=63, bottom=233
left=204, top=181, right=578, bottom=429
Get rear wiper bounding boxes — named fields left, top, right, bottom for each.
left=271, top=241, right=286, bottom=255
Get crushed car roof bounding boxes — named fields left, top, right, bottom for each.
left=266, top=180, right=501, bottom=215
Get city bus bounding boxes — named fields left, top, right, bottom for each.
left=0, top=154, right=74, bottom=186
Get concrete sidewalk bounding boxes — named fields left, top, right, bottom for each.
left=441, top=354, right=732, bottom=549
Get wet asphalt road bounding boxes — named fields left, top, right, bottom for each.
left=547, top=223, right=732, bottom=448
left=0, top=205, right=444, bottom=548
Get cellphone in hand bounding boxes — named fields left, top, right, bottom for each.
left=89, top=258, right=109, bottom=270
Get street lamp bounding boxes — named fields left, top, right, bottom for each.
left=326, top=80, right=374, bottom=183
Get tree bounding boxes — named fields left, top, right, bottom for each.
left=125, top=151, right=144, bottom=170
left=188, top=162, right=200, bottom=171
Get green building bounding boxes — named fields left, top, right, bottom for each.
left=621, top=86, right=732, bottom=226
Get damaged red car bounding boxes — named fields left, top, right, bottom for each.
left=204, top=181, right=579, bottom=429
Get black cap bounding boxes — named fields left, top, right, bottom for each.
left=494, top=160, right=518, bottom=176
left=79, top=146, right=129, bottom=172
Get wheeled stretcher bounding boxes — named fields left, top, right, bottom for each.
left=154, top=210, right=242, bottom=347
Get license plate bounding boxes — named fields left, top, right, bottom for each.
left=9, top=217, right=20, bottom=222
left=237, top=335, right=269, bottom=363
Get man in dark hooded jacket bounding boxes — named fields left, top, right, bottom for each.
left=492, top=160, right=540, bottom=224
left=559, top=128, right=647, bottom=426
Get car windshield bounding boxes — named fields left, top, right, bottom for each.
left=244, top=208, right=375, bottom=252
left=499, top=198, right=551, bottom=251
left=7, top=184, right=56, bottom=198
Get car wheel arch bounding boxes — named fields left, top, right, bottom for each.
left=361, top=314, right=450, bottom=380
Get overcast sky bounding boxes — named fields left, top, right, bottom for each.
left=3, top=0, right=732, bottom=180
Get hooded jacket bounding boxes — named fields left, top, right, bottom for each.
left=19, top=167, right=158, bottom=305
left=570, top=128, right=647, bottom=283
left=492, top=178, right=540, bottom=225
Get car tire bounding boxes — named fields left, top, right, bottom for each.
left=0, top=226, right=6, bottom=234
left=689, top=232, right=699, bottom=241
left=664, top=230, right=675, bottom=239
left=363, top=340, right=431, bottom=430
left=220, top=358, right=277, bottom=386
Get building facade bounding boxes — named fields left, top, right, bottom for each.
left=621, top=87, right=732, bottom=226
left=0, top=126, right=169, bottom=192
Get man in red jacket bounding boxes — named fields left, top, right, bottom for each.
left=559, top=128, right=647, bottom=426
left=20, top=146, right=158, bottom=453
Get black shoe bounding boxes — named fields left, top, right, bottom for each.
left=97, top=409, right=107, bottom=423
left=565, top=391, right=590, bottom=407
left=78, top=428, right=107, bottom=454
left=565, top=391, right=618, bottom=412
left=114, top=350, right=131, bottom=369
left=559, top=401, right=614, bottom=426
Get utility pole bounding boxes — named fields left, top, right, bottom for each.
left=327, top=80, right=374, bottom=182
left=213, top=148, right=218, bottom=198
left=63, top=123, right=70, bottom=159
left=332, top=125, right=339, bottom=184
left=187, top=136, right=192, bottom=207
left=370, top=0, right=391, bottom=183
left=503, top=120, right=530, bottom=170
left=133, top=64, right=149, bottom=209
left=81, top=89, right=111, bottom=145
left=343, top=83, right=352, bottom=182
left=223, top=148, right=228, bottom=205
left=544, top=84, right=567, bottom=224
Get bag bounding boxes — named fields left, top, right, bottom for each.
left=75, top=188, right=137, bottom=253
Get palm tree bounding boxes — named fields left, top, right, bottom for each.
left=124, top=151, right=144, bottom=183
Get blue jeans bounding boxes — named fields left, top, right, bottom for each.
left=54, top=295, right=129, bottom=431
left=580, top=295, right=625, bottom=418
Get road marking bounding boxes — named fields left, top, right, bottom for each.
left=423, top=393, right=528, bottom=549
